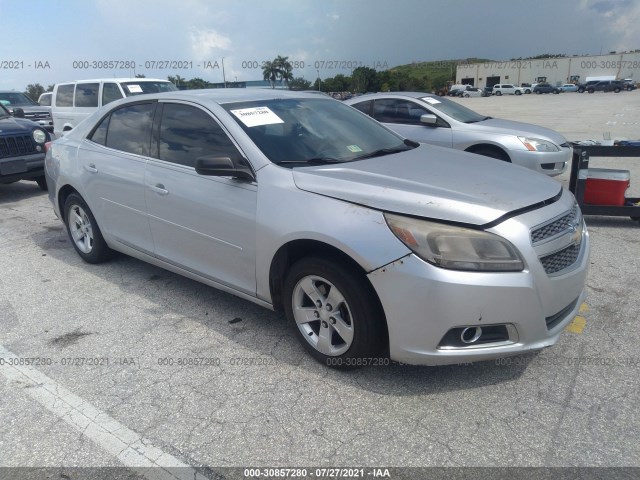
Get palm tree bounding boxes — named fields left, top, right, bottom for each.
left=262, top=61, right=278, bottom=88
left=274, top=55, right=293, bottom=87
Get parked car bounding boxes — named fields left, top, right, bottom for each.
left=38, top=92, right=53, bottom=106
left=0, top=90, right=53, bottom=132
left=461, top=87, right=482, bottom=97
left=520, top=83, right=532, bottom=94
left=52, top=78, right=177, bottom=137
left=558, top=84, right=578, bottom=92
left=45, top=89, right=589, bottom=368
left=533, top=83, right=560, bottom=94
left=482, top=86, right=494, bottom=97
left=345, top=92, right=571, bottom=176
left=581, top=80, right=624, bottom=93
left=0, top=103, right=51, bottom=190
left=576, top=80, right=601, bottom=93
left=492, top=84, right=524, bottom=96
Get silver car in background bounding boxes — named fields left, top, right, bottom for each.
left=45, top=90, right=589, bottom=368
left=345, top=92, right=572, bottom=176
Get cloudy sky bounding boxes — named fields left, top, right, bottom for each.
left=1, top=0, right=639, bottom=91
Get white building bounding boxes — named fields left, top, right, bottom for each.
left=456, top=52, right=640, bottom=87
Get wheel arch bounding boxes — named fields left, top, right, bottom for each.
left=269, top=239, right=384, bottom=315
left=57, top=184, right=81, bottom=219
left=464, top=143, right=511, bottom=162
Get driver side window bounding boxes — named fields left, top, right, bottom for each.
left=372, top=99, right=429, bottom=126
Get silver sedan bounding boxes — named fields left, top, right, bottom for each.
left=345, top=92, right=572, bottom=176
left=45, top=90, right=589, bottom=368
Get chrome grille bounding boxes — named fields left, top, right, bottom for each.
left=540, top=244, right=581, bottom=275
left=531, top=204, right=579, bottom=244
left=0, top=135, right=36, bottom=158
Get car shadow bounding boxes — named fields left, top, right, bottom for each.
left=30, top=224, right=532, bottom=395
left=0, top=180, right=46, bottom=204
left=584, top=215, right=640, bottom=229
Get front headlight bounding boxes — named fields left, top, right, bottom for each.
left=384, top=213, right=524, bottom=272
left=32, top=129, right=47, bottom=144
left=518, top=136, right=560, bottom=152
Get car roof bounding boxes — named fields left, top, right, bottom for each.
left=55, top=78, right=171, bottom=84
left=121, top=88, right=340, bottom=105
left=351, top=92, right=435, bottom=100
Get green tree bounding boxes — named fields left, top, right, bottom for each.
left=186, top=77, right=210, bottom=89
left=288, top=77, right=312, bottom=90
left=24, top=84, right=45, bottom=102
left=274, top=55, right=293, bottom=86
left=262, top=60, right=278, bottom=88
left=167, top=75, right=186, bottom=88
left=352, top=67, right=379, bottom=93
left=135, top=73, right=146, bottom=78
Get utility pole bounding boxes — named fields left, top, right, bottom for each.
left=222, top=57, right=227, bottom=88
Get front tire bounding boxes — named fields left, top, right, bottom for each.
left=496, top=91, right=502, bottom=96
left=471, top=147, right=510, bottom=162
left=515, top=90, right=522, bottom=95
left=63, top=193, right=112, bottom=263
left=35, top=176, right=48, bottom=191
left=283, top=257, right=386, bottom=369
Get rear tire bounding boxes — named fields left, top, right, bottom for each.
left=63, top=193, right=112, bottom=264
left=515, top=90, right=522, bottom=95
left=283, top=257, right=387, bottom=369
left=496, top=91, right=502, bottom=96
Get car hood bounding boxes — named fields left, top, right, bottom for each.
left=463, top=118, right=568, bottom=145
left=0, top=116, right=41, bottom=134
left=292, top=144, right=562, bottom=226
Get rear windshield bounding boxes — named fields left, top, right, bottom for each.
left=120, top=81, right=177, bottom=96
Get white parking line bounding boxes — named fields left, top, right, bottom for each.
left=0, top=345, right=206, bottom=480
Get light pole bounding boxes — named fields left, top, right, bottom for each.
left=317, top=69, right=320, bottom=91
left=222, top=57, right=227, bottom=88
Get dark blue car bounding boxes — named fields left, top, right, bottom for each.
left=0, top=103, right=51, bottom=190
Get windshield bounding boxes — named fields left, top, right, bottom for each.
left=120, top=81, right=177, bottom=96
left=0, top=91, right=37, bottom=107
left=223, top=98, right=410, bottom=166
left=0, top=104, right=10, bottom=118
left=420, top=96, right=487, bottom=123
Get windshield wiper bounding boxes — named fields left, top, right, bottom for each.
left=353, top=145, right=413, bottom=160
left=465, top=116, right=492, bottom=124
left=278, top=157, right=344, bottom=165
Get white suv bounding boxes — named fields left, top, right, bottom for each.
left=492, top=84, right=524, bottom=96
left=51, top=78, right=177, bottom=137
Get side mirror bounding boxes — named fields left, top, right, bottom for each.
left=13, top=108, right=25, bottom=118
left=420, top=114, right=438, bottom=126
left=195, top=156, right=255, bottom=181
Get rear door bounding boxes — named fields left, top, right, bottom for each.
left=144, top=101, right=257, bottom=294
left=78, top=102, right=156, bottom=253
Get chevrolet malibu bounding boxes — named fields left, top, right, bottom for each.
left=45, top=90, right=589, bottom=368
left=345, top=92, right=572, bottom=176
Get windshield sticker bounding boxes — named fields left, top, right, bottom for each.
left=347, top=145, right=363, bottom=153
left=422, top=97, right=441, bottom=104
left=230, top=106, right=284, bottom=127
left=126, top=85, right=143, bottom=93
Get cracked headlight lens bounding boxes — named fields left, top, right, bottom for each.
left=384, top=213, right=524, bottom=272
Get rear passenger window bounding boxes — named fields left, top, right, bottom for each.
left=89, top=115, right=110, bottom=146
left=105, top=103, right=156, bottom=156
left=102, top=83, right=124, bottom=105
left=56, top=84, right=75, bottom=107
left=75, top=83, right=99, bottom=107
left=373, top=99, right=428, bottom=125
left=351, top=101, right=372, bottom=116
left=157, top=103, right=241, bottom=168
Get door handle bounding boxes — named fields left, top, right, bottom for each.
left=149, top=184, right=169, bottom=195
left=84, top=163, right=98, bottom=173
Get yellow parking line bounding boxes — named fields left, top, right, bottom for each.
left=579, top=303, right=589, bottom=313
left=566, top=315, right=587, bottom=334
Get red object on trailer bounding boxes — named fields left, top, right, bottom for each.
left=578, top=168, right=630, bottom=206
